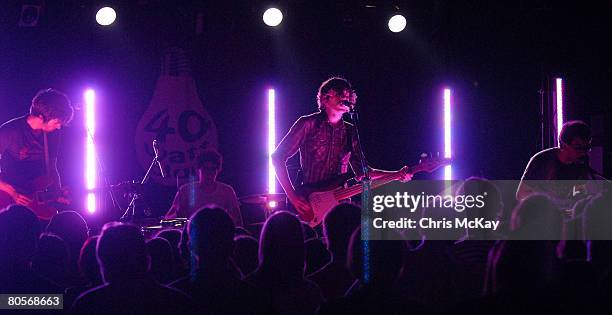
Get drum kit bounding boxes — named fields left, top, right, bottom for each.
left=137, top=191, right=287, bottom=237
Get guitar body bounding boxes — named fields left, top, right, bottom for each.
left=0, top=176, right=62, bottom=220
left=307, top=189, right=342, bottom=227
left=295, top=174, right=351, bottom=227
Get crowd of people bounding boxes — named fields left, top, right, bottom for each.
left=1, top=184, right=611, bottom=314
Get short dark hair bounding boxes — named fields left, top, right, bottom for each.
left=560, top=120, right=591, bottom=145
left=0, top=205, right=41, bottom=265
left=30, top=88, right=74, bottom=125
left=316, top=76, right=352, bottom=110
left=196, top=150, right=222, bottom=170
left=188, top=207, right=235, bottom=260
left=323, top=203, right=361, bottom=257
left=96, top=223, right=148, bottom=281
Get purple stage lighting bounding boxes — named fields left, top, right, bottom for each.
left=268, top=88, right=277, bottom=194
left=85, top=89, right=96, bottom=213
left=555, top=78, right=563, bottom=146
left=444, top=88, right=452, bottom=180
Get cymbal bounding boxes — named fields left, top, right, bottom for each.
left=239, top=193, right=286, bottom=205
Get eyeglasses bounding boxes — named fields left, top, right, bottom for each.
left=325, top=89, right=356, bottom=98
left=567, top=143, right=592, bottom=152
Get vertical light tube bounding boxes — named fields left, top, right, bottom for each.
left=85, top=89, right=96, bottom=213
left=267, top=89, right=277, bottom=195
left=444, top=88, right=452, bottom=180
left=555, top=78, right=563, bottom=146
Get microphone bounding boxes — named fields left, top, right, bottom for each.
left=341, top=100, right=355, bottom=109
left=152, top=140, right=166, bottom=178
left=152, top=139, right=160, bottom=157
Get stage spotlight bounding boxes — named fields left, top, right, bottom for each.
left=388, top=14, right=406, bottom=33
left=96, top=7, right=116, bottom=26
left=263, top=8, right=283, bottom=27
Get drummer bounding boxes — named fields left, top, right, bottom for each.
left=164, top=150, right=243, bottom=227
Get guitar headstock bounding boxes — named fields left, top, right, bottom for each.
left=414, top=152, right=452, bottom=174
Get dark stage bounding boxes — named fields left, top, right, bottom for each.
left=0, top=1, right=611, bottom=313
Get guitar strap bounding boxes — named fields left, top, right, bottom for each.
left=346, top=124, right=352, bottom=152
left=43, top=132, right=50, bottom=177
left=345, top=125, right=355, bottom=174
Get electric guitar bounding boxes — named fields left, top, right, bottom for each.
left=0, top=176, right=69, bottom=220
left=296, top=156, right=451, bottom=227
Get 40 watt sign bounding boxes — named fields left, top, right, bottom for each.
left=135, top=75, right=218, bottom=186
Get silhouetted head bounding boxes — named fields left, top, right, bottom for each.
left=31, top=233, right=69, bottom=282
left=257, top=211, right=305, bottom=280
left=457, top=177, right=504, bottom=239
left=348, top=227, right=406, bottom=286
left=146, top=237, right=174, bottom=283
left=323, top=203, right=361, bottom=258
left=155, top=228, right=182, bottom=268
left=510, top=194, right=562, bottom=240
left=188, top=207, right=235, bottom=266
left=96, top=223, right=148, bottom=283
left=0, top=205, right=40, bottom=268
left=46, top=211, right=88, bottom=264
left=79, top=236, right=101, bottom=285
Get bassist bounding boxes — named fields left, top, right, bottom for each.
left=271, top=77, right=412, bottom=221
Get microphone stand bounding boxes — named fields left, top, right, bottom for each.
left=120, top=141, right=165, bottom=221
left=347, top=105, right=372, bottom=284
left=86, top=127, right=122, bottom=213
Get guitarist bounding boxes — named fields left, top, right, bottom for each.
left=271, top=77, right=412, bottom=220
left=517, top=120, right=597, bottom=202
left=0, top=88, right=73, bottom=212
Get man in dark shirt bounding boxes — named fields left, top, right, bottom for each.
left=517, top=120, right=595, bottom=201
left=0, top=88, right=73, bottom=207
left=271, top=77, right=412, bottom=218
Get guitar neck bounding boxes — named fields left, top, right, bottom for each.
left=334, top=168, right=409, bottom=201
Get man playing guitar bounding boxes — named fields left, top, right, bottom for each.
left=271, top=77, right=413, bottom=224
left=0, top=88, right=73, bottom=219
left=517, top=120, right=597, bottom=202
